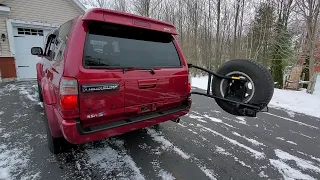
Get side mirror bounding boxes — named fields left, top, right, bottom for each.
left=31, top=47, right=43, bottom=56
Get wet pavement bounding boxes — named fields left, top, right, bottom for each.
left=0, top=81, right=319, bottom=180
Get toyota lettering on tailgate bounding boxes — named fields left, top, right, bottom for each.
left=81, top=83, right=120, bottom=93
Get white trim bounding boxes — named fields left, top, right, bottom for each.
left=0, top=6, right=10, bottom=15
left=6, top=19, right=59, bottom=56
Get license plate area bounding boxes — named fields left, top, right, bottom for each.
left=139, top=104, right=156, bottom=114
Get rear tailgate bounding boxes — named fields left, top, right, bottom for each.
left=124, top=69, right=188, bottom=115
left=77, top=71, right=125, bottom=127
left=77, top=21, right=188, bottom=126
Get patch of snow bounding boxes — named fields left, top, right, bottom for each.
left=265, top=112, right=318, bottom=129
left=146, top=128, right=190, bottom=159
left=235, top=116, right=247, bottom=125
left=270, top=88, right=320, bottom=118
left=203, top=115, right=236, bottom=128
left=151, top=159, right=175, bottom=179
left=298, top=133, right=313, bottom=139
left=211, top=110, right=221, bottom=113
left=18, top=87, right=38, bottom=102
left=0, top=111, right=3, bottom=116
left=188, top=114, right=207, bottom=123
left=188, top=129, right=199, bottom=135
left=191, top=76, right=208, bottom=90
left=38, top=102, right=43, bottom=108
left=86, top=140, right=145, bottom=180
left=275, top=149, right=320, bottom=173
left=235, top=116, right=245, bottom=121
left=192, top=76, right=320, bottom=118
left=286, top=141, right=297, bottom=145
left=197, top=165, right=217, bottom=180
left=286, top=111, right=296, bottom=118
left=232, top=132, right=266, bottom=147
left=215, top=146, right=251, bottom=169
left=258, top=171, right=268, bottom=178
left=3, top=84, right=17, bottom=91
left=159, top=170, right=175, bottom=180
left=1, top=133, right=10, bottom=138
left=177, top=123, right=187, bottom=128
left=296, top=151, right=320, bottom=164
left=270, top=159, right=316, bottom=180
left=197, top=124, right=265, bottom=159
left=21, top=172, right=41, bottom=180
left=0, top=145, right=29, bottom=180
left=124, top=155, right=145, bottom=180
left=289, top=130, right=314, bottom=139
left=276, top=137, right=285, bottom=141
left=215, top=146, right=231, bottom=156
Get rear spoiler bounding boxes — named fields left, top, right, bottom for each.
left=82, top=8, right=178, bottom=35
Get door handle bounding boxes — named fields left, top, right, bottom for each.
left=138, top=79, right=157, bottom=89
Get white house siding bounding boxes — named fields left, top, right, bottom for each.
left=0, top=0, right=83, bottom=57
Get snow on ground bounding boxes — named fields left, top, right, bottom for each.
left=276, top=137, right=299, bottom=145
left=274, top=149, right=320, bottom=173
left=158, top=169, right=175, bottom=180
left=215, top=146, right=252, bottom=169
left=146, top=128, right=217, bottom=180
left=146, top=128, right=190, bottom=159
left=0, top=145, right=29, bottom=180
left=232, top=132, right=266, bottom=147
left=270, top=159, right=316, bottom=180
left=86, top=139, right=145, bottom=180
left=192, top=75, right=320, bottom=118
left=196, top=124, right=265, bottom=159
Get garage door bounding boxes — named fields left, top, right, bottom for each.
left=13, top=27, right=51, bottom=79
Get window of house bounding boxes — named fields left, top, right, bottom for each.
left=17, top=28, right=43, bottom=36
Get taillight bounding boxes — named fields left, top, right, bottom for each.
left=188, top=74, right=192, bottom=93
left=59, top=77, right=78, bottom=110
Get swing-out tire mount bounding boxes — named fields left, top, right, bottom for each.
left=188, top=59, right=274, bottom=117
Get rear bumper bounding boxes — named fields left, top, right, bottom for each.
left=55, top=99, right=191, bottom=144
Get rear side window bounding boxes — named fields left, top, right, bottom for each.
left=83, top=22, right=181, bottom=68
left=54, top=19, right=74, bottom=61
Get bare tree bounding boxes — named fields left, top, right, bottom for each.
left=297, top=0, right=320, bottom=94
left=79, top=0, right=109, bottom=8
left=233, top=0, right=241, bottom=59
left=132, top=0, right=151, bottom=17
left=215, top=0, right=221, bottom=66
left=113, top=0, right=127, bottom=12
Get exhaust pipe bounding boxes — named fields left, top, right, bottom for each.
left=172, top=118, right=180, bottom=123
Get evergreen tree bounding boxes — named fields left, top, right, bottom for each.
left=247, top=2, right=275, bottom=67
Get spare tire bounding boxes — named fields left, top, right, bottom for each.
left=211, top=59, right=274, bottom=116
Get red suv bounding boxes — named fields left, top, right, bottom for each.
left=31, top=8, right=192, bottom=153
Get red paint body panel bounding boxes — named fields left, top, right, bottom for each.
left=36, top=9, right=191, bottom=144
left=82, top=8, right=178, bottom=35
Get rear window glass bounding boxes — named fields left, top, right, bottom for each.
left=83, top=22, right=181, bottom=68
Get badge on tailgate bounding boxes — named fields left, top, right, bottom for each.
left=81, top=83, right=120, bottom=93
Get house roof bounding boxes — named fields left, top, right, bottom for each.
left=68, top=0, right=86, bottom=13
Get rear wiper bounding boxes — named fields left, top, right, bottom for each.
left=122, top=67, right=156, bottom=75
left=84, top=56, right=111, bottom=67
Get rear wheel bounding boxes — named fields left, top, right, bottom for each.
left=211, top=59, right=274, bottom=116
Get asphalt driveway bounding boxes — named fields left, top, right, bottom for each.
left=0, top=81, right=319, bottom=180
